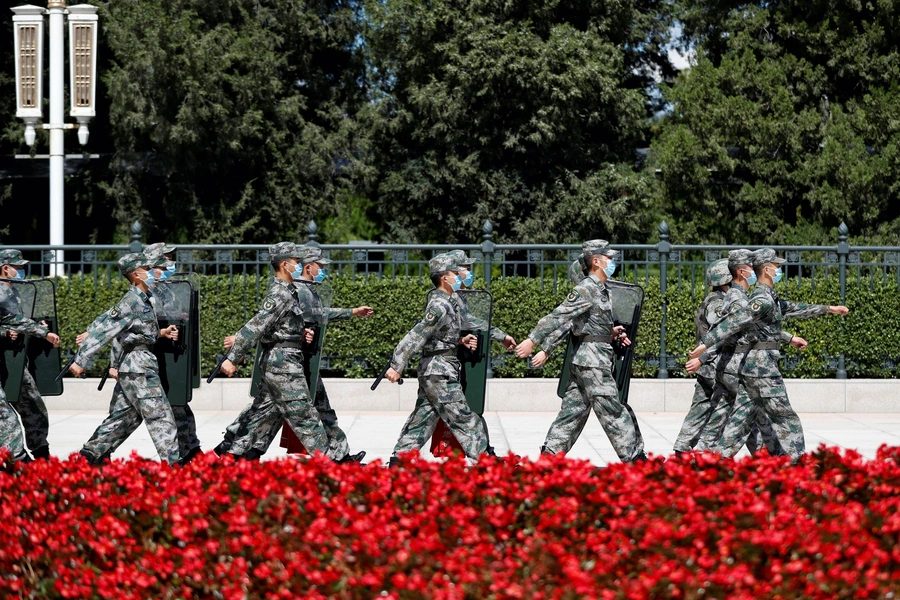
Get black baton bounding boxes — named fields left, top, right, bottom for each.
left=371, top=360, right=404, bottom=390
left=98, top=367, right=111, bottom=391
left=206, top=354, right=229, bottom=384
left=56, top=356, right=77, bottom=382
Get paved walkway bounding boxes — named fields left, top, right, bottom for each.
left=45, top=411, right=900, bottom=465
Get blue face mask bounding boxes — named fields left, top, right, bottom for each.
left=289, top=262, right=304, bottom=281
left=744, top=269, right=757, bottom=286
left=160, top=263, right=176, bottom=280
left=461, top=270, right=474, bottom=287
left=603, top=259, right=616, bottom=279
left=450, top=274, right=462, bottom=292
left=142, top=270, right=155, bottom=286
left=12, top=268, right=24, bottom=280
left=313, top=266, right=327, bottom=283
left=771, top=267, right=783, bottom=284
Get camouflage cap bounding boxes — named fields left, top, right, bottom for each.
left=144, top=242, right=176, bottom=258
left=706, top=258, right=732, bottom=287
left=568, top=258, right=587, bottom=285
left=297, top=245, right=332, bottom=266
left=751, top=248, right=786, bottom=267
left=0, top=248, right=28, bottom=266
left=269, top=242, right=302, bottom=263
left=582, top=239, right=620, bottom=260
left=429, top=253, right=459, bottom=276
left=448, top=249, right=473, bottom=266
left=727, top=249, right=754, bottom=268
left=118, top=252, right=151, bottom=276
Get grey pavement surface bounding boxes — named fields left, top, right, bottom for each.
left=44, top=411, right=900, bottom=465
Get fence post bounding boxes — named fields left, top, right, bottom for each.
left=307, top=220, right=319, bottom=247
left=129, top=221, right=143, bottom=253
left=657, top=221, right=671, bottom=379
left=481, top=219, right=495, bottom=378
left=836, top=222, right=849, bottom=379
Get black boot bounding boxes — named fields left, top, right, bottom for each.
left=630, top=452, right=649, bottom=463
left=180, top=446, right=203, bottom=465
left=238, top=448, right=264, bottom=461
left=540, top=445, right=555, bottom=455
left=485, top=446, right=497, bottom=457
left=79, top=450, right=105, bottom=466
left=213, top=441, right=232, bottom=457
left=388, top=455, right=400, bottom=468
left=338, top=451, right=366, bottom=464
left=31, top=445, right=50, bottom=460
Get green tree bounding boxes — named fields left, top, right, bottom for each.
left=363, top=0, right=674, bottom=244
left=652, top=0, right=900, bottom=245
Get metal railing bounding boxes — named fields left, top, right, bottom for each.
left=10, top=220, right=899, bottom=379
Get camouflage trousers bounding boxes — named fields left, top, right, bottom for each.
left=171, top=404, right=201, bottom=459
left=545, top=364, right=644, bottom=462
left=715, top=375, right=804, bottom=461
left=220, top=377, right=349, bottom=459
left=696, top=371, right=784, bottom=456
left=0, top=389, right=28, bottom=461
left=393, top=375, right=488, bottom=461
left=8, top=368, right=49, bottom=456
left=673, top=374, right=717, bottom=452
left=81, top=371, right=181, bottom=465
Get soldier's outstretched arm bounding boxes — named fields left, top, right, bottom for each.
left=516, top=291, right=590, bottom=358
left=780, top=300, right=830, bottom=320
left=691, top=300, right=767, bottom=358
left=72, top=301, right=135, bottom=368
left=388, top=304, right=446, bottom=374
left=225, top=293, right=289, bottom=365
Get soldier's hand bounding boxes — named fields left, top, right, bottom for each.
left=160, top=325, right=179, bottom=341
left=790, top=336, right=809, bottom=350
left=688, top=344, right=707, bottom=360
left=75, top=331, right=88, bottom=346
left=223, top=335, right=236, bottom=350
left=305, top=328, right=315, bottom=343
left=613, top=326, right=632, bottom=347
left=829, top=305, right=850, bottom=316
left=502, top=335, right=517, bottom=350
left=460, top=334, right=478, bottom=350
left=531, top=350, right=549, bottom=368
left=515, top=339, right=536, bottom=359
left=45, top=332, right=60, bottom=347
left=385, top=367, right=401, bottom=383
left=685, top=358, right=702, bottom=374
left=353, top=306, right=375, bottom=318
left=109, top=368, right=119, bottom=381
left=7, top=330, right=18, bottom=341
left=68, top=362, right=85, bottom=378
left=220, top=359, right=237, bottom=377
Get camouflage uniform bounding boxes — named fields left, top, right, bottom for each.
left=76, top=254, right=181, bottom=464
left=222, top=247, right=356, bottom=459
left=673, top=259, right=731, bottom=452
left=145, top=243, right=201, bottom=460
left=223, top=242, right=337, bottom=459
left=528, top=240, right=644, bottom=462
left=0, top=251, right=52, bottom=459
left=391, top=254, right=489, bottom=461
left=702, top=249, right=831, bottom=460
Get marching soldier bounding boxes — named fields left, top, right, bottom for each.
left=0, top=249, right=60, bottom=460
left=216, top=242, right=344, bottom=460
left=383, top=254, right=490, bottom=464
left=217, top=245, right=372, bottom=462
left=690, top=248, right=849, bottom=461
left=144, top=242, right=203, bottom=463
left=66, top=254, right=181, bottom=464
left=515, top=240, right=646, bottom=463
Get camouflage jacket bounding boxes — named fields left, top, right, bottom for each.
left=451, top=291, right=508, bottom=343
left=694, top=289, right=726, bottom=380
left=294, top=280, right=352, bottom=328
left=74, top=286, right=160, bottom=373
left=528, top=274, right=615, bottom=370
left=703, top=283, right=829, bottom=377
left=226, top=278, right=306, bottom=374
left=391, top=289, right=461, bottom=377
left=0, top=282, right=49, bottom=338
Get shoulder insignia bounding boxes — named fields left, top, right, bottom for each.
left=425, top=307, right=441, bottom=324
left=263, top=297, right=276, bottom=312
left=567, top=289, right=581, bottom=302
left=109, top=304, right=122, bottom=318
left=750, top=299, right=764, bottom=313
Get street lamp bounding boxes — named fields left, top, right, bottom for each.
left=11, top=2, right=99, bottom=276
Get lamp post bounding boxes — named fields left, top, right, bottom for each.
left=11, top=2, right=98, bottom=276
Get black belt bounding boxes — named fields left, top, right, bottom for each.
left=734, top=341, right=780, bottom=353
left=422, top=349, right=456, bottom=358
left=578, top=334, right=614, bottom=344
left=262, top=341, right=305, bottom=350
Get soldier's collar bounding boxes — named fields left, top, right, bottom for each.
left=432, top=288, right=451, bottom=299
left=133, top=287, right=152, bottom=303
left=587, top=273, right=604, bottom=286
left=755, top=282, right=774, bottom=291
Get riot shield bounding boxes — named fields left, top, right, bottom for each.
left=171, top=272, right=201, bottom=389
left=28, top=278, right=63, bottom=396
left=153, top=280, right=194, bottom=406
left=556, top=280, right=645, bottom=407
left=0, top=279, right=36, bottom=403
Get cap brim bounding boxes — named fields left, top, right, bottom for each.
left=9, top=260, right=28, bottom=266
left=772, top=256, right=787, bottom=264
left=317, top=257, right=332, bottom=265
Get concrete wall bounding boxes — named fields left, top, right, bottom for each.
left=52, top=378, right=900, bottom=413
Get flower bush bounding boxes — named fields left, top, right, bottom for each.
left=2, top=446, right=900, bottom=598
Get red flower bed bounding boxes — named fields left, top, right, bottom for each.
left=2, top=446, right=900, bottom=599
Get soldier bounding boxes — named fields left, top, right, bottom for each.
left=144, top=243, right=203, bottom=463
left=689, top=248, right=849, bottom=461
left=216, top=245, right=372, bottom=462
left=383, top=254, right=490, bottom=464
left=217, top=242, right=343, bottom=460
left=514, top=240, right=645, bottom=463
left=430, top=249, right=516, bottom=456
left=0, top=248, right=59, bottom=458
left=66, top=253, right=181, bottom=464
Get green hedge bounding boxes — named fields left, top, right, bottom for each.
left=53, top=274, right=896, bottom=378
